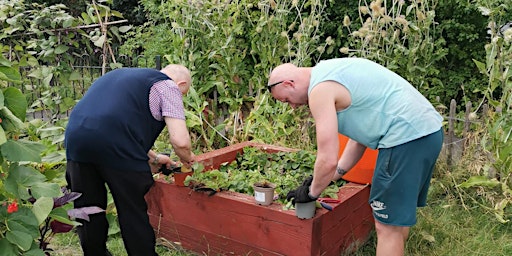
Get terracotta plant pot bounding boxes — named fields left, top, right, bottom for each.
left=173, top=172, right=193, bottom=187
left=253, top=182, right=276, bottom=206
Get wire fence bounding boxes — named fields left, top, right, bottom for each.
left=18, top=53, right=162, bottom=121
left=443, top=99, right=491, bottom=170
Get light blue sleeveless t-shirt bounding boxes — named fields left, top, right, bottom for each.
left=309, top=58, right=443, bottom=149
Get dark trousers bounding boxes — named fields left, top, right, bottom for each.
left=66, top=161, right=157, bottom=256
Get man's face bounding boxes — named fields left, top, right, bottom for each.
left=269, top=80, right=307, bottom=108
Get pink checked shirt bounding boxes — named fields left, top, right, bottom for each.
left=148, top=80, right=185, bottom=121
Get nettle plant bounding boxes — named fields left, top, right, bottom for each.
left=0, top=56, right=103, bottom=255
left=184, top=147, right=342, bottom=207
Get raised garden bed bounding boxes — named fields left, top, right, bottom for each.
left=145, top=141, right=374, bottom=256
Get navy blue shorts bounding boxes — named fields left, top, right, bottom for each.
left=369, top=129, right=443, bottom=226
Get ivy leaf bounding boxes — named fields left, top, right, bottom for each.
left=1, top=140, right=46, bottom=163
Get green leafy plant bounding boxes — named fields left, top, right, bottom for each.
left=458, top=0, right=512, bottom=223
left=0, top=52, right=105, bottom=255
left=185, top=147, right=342, bottom=206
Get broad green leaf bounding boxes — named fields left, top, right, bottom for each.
left=22, top=246, right=45, bottom=256
left=0, top=126, right=7, bottom=145
left=6, top=230, right=32, bottom=251
left=27, top=69, right=43, bottom=79
left=9, top=208, right=39, bottom=229
left=6, top=165, right=46, bottom=187
left=3, top=87, right=27, bottom=121
left=0, top=238, right=18, bottom=256
left=458, top=176, right=500, bottom=188
left=0, top=67, right=21, bottom=83
left=30, top=182, right=61, bottom=199
left=54, top=45, right=69, bottom=54
left=472, top=59, right=487, bottom=74
left=68, top=71, right=82, bottom=81
left=111, top=10, right=124, bottom=18
left=42, top=73, right=53, bottom=87
left=107, top=213, right=120, bottom=235
left=0, top=89, right=4, bottom=108
left=0, top=54, right=12, bottom=67
left=94, top=34, right=106, bottom=47
left=32, top=197, right=54, bottom=225
left=49, top=207, right=79, bottom=226
left=62, top=18, right=73, bottom=28
left=1, top=140, right=46, bottom=162
left=6, top=220, right=31, bottom=236
left=41, top=151, right=66, bottom=163
left=81, top=12, right=92, bottom=25
left=119, top=25, right=132, bottom=33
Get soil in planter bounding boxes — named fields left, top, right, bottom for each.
left=254, top=181, right=274, bottom=188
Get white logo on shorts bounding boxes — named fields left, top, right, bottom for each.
left=370, top=200, right=386, bottom=211
left=370, top=200, right=389, bottom=219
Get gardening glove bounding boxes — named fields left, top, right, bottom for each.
left=159, top=165, right=181, bottom=175
left=286, top=176, right=317, bottom=204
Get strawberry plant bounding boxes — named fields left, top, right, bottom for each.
left=185, top=147, right=343, bottom=206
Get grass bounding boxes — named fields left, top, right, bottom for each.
left=51, top=233, right=193, bottom=256
left=50, top=179, right=512, bottom=256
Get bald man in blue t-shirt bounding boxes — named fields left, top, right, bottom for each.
left=269, top=58, right=443, bottom=256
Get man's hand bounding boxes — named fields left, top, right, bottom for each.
left=286, top=176, right=317, bottom=204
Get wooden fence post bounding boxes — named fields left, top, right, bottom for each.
left=463, top=101, right=472, bottom=150
left=447, top=99, right=456, bottom=169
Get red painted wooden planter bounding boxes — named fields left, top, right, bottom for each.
left=145, top=142, right=374, bottom=256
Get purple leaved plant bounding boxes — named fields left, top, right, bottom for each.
left=39, top=187, right=104, bottom=254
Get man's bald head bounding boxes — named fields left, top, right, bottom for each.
left=269, top=63, right=297, bottom=83
left=161, top=64, right=192, bottom=94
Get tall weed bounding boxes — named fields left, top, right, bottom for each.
left=458, top=1, right=512, bottom=223
left=341, top=0, right=447, bottom=102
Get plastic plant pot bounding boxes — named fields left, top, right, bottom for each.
left=295, top=201, right=316, bottom=219
left=253, top=182, right=276, bottom=206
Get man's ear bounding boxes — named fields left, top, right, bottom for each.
left=177, top=80, right=189, bottom=94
